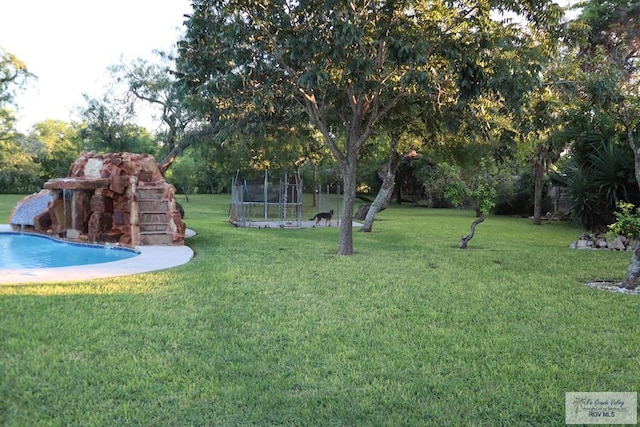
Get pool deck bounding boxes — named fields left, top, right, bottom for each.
left=0, top=224, right=195, bottom=285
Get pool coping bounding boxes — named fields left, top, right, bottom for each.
left=0, top=224, right=195, bottom=285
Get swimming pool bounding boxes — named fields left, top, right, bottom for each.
left=0, top=232, right=139, bottom=268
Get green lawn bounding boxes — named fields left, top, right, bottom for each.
left=1, top=194, right=638, bottom=426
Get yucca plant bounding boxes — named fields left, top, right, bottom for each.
left=566, top=161, right=607, bottom=230
left=590, top=140, right=634, bottom=211
left=553, top=140, right=637, bottom=231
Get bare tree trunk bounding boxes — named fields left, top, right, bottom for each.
left=338, top=158, right=357, bottom=255
left=158, top=143, right=186, bottom=175
left=360, top=135, right=400, bottom=232
left=627, top=119, right=640, bottom=190
left=359, top=178, right=394, bottom=232
left=623, top=244, right=640, bottom=289
left=532, top=153, right=544, bottom=225
left=157, top=124, right=219, bottom=174
left=622, top=116, right=640, bottom=288
left=459, top=213, right=485, bottom=249
left=312, top=162, right=318, bottom=208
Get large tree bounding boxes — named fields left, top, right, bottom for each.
left=0, top=48, right=32, bottom=109
left=0, top=49, right=38, bottom=193
left=24, top=119, right=82, bottom=181
left=520, top=85, right=565, bottom=225
left=1, top=48, right=31, bottom=146
left=358, top=95, right=434, bottom=232
left=77, top=94, right=161, bottom=155
left=177, top=0, right=562, bottom=254
left=109, top=54, right=200, bottom=173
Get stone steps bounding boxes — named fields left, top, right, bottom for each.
left=139, top=231, right=174, bottom=245
left=136, top=186, right=175, bottom=245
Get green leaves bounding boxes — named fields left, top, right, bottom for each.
left=590, top=141, right=634, bottom=207
left=609, top=201, right=640, bottom=239
left=296, top=69, right=330, bottom=91
left=457, top=61, right=487, bottom=101
left=180, top=0, right=563, bottom=132
left=0, top=48, right=33, bottom=107
left=552, top=139, right=637, bottom=231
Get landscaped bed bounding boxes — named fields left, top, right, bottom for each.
left=1, top=194, right=637, bottom=426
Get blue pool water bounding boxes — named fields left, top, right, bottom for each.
left=0, top=232, right=139, bottom=268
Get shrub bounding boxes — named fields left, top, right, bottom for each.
left=609, top=201, right=640, bottom=240
left=553, top=141, right=638, bottom=231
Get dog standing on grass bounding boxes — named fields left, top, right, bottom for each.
left=310, top=209, right=334, bottom=227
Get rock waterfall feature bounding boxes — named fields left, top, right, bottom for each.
left=8, top=152, right=186, bottom=246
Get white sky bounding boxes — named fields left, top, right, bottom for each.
left=0, top=0, right=192, bottom=132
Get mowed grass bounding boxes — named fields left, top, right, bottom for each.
left=1, top=194, right=638, bottom=426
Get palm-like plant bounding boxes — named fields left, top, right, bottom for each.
left=590, top=141, right=634, bottom=210
left=553, top=140, right=637, bottom=231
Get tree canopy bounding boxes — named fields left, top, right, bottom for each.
left=0, top=48, right=32, bottom=108
left=177, top=0, right=563, bottom=254
left=108, top=53, right=201, bottom=173
left=0, top=48, right=38, bottom=192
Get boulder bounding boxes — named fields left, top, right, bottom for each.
left=608, top=236, right=626, bottom=251
left=575, top=239, right=593, bottom=249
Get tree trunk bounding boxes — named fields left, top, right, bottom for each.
left=359, top=181, right=393, bottom=232
left=312, top=162, right=318, bottom=208
left=532, top=153, right=544, bottom=225
left=626, top=116, right=640, bottom=190
left=338, top=159, right=357, bottom=255
left=354, top=204, right=370, bottom=220
left=360, top=135, right=400, bottom=232
left=158, top=124, right=218, bottom=174
left=622, top=244, right=640, bottom=289
left=158, top=137, right=185, bottom=174
left=301, top=90, right=378, bottom=255
left=459, top=213, right=485, bottom=249
left=622, top=117, right=640, bottom=289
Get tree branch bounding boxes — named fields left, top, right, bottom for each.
left=459, top=213, right=485, bottom=249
